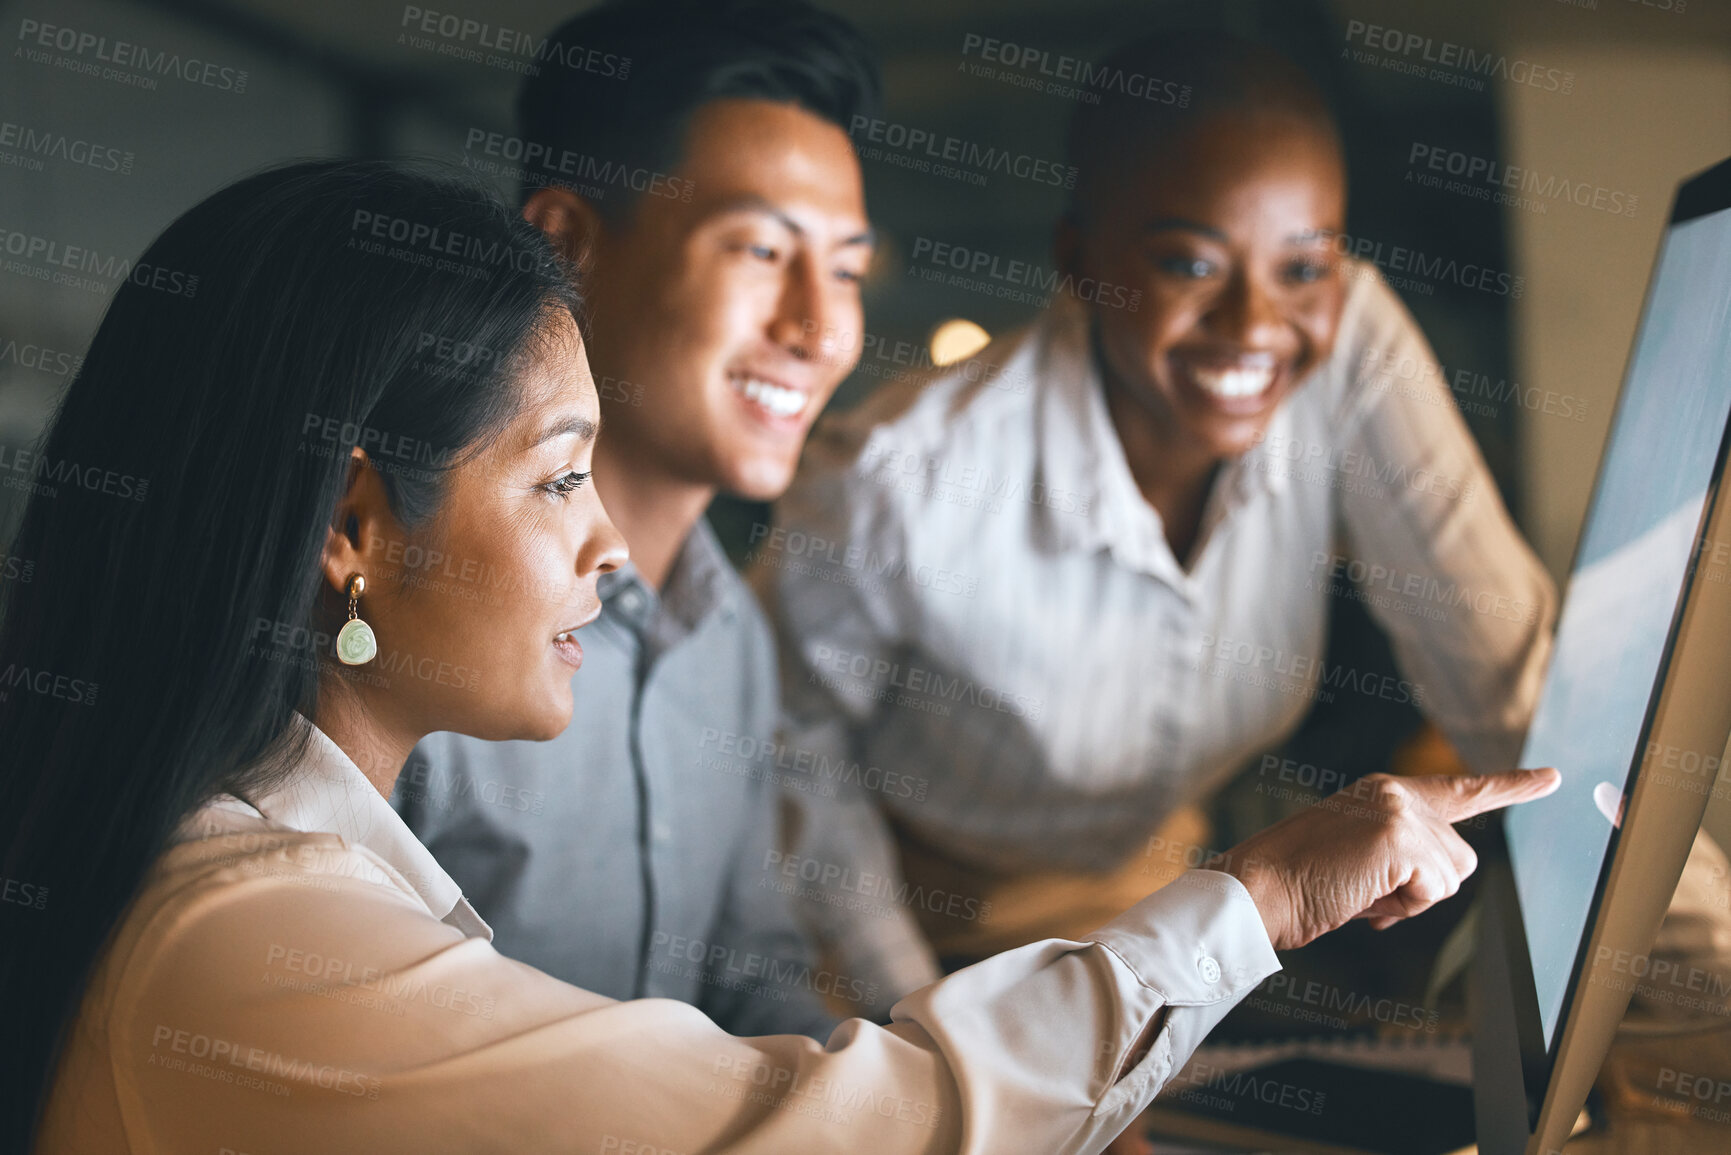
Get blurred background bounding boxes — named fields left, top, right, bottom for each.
left=3, top=0, right=1728, bottom=841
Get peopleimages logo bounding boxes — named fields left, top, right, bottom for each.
left=1331, top=231, right=1523, bottom=298
left=1, top=876, right=48, bottom=910
left=1341, top=20, right=1573, bottom=94
left=347, top=209, right=544, bottom=279
left=0, top=443, right=149, bottom=503
left=1165, top=1061, right=1328, bottom=1116
left=16, top=18, right=249, bottom=93
left=0, top=120, right=133, bottom=174
left=747, top=522, right=979, bottom=600
left=700, top=725, right=931, bottom=801
left=0, top=662, right=98, bottom=706
left=0, top=336, right=83, bottom=378
left=1196, top=632, right=1425, bottom=707
left=398, top=6, right=629, bottom=78
left=149, top=1024, right=380, bottom=1098
left=1407, top=143, right=1638, bottom=218
left=1360, top=347, right=1589, bottom=424
left=1253, top=429, right=1478, bottom=504
left=1252, top=973, right=1441, bottom=1033
left=958, top=33, right=1192, bottom=107
left=462, top=129, right=693, bottom=204
left=848, top=115, right=1077, bottom=189
left=0, top=227, right=198, bottom=298
left=1307, top=550, right=1542, bottom=626
left=907, top=236, right=1141, bottom=312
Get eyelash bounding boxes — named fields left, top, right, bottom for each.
left=1155, top=256, right=1333, bottom=285
left=1158, top=257, right=1218, bottom=279
left=741, top=243, right=864, bottom=284
left=543, top=471, right=589, bottom=498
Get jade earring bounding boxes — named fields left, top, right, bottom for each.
left=335, top=573, right=378, bottom=665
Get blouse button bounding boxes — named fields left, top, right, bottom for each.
left=1197, top=955, right=1222, bottom=984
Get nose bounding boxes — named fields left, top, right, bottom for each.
left=578, top=500, right=629, bottom=580
left=1208, top=267, right=1284, bottom=346
left=766, top=252, right=852, bottom=369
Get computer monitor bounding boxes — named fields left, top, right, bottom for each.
left=1473, top=153, right=1731, bottom=1155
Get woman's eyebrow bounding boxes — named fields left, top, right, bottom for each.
left=532, top=414, right=599, bottom=446
left=1142, top=220, right=1335, bottom=246
left=1142, top=217, right=1227, bottom=241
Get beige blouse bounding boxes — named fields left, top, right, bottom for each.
left=36, top=718, right=1277, bottom=1154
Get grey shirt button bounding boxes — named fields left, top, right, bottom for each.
left=1197, top=955, right=1222, bottom=984
left=618, top=588, right=646, bottom=615
left=652, top=820, right=672, bottom=844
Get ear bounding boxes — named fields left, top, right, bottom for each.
left=319, top=448, right=402, bottom=601
left=523, top=187, right=605, bottom=274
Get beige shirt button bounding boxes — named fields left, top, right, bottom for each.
left=1197, top=955, right=1221, bottom=984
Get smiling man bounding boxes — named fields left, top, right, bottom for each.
left=759, top=29, right=1556, bottom=1019
left=395, top=0, right=877, bottom=1038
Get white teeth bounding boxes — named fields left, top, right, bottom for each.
left=1189, top=363, right=1276, bottom=399
left=734, top=376, right=807, bottom=419
left=554, top=632, right=572, bottom=642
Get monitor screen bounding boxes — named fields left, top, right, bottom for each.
left=1508, top=198, right=1731, bottom=1049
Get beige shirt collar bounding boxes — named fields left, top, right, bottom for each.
left=181, top=713, right=491, bottom=939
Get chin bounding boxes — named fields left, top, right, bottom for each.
left=1205, top=425, right=1275, bottom=459
left=519, top=707, right=573, bottom=742
left=724, top=457, right=800, bottom=503
left=515, top=683, right=576, bottom=742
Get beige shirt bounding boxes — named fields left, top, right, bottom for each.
left=758, top=264, right=1555, bottom=1004
left=37, top=717, right=1278, bottom=1154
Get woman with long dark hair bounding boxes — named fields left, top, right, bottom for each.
left=0, top=159, right=1553, bottom=1154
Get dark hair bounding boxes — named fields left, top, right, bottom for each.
left=514, top=0, right=880, bottom=221
left=0, top=159, right=578, bottom=1146
left=1065, top=29, right=1341, bottom=226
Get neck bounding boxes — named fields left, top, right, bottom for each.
left=1103, top=383, right=1219, bottom=505
left=1093, top=347, right=1217, bottom=504
left=593, top=432, right=715, bottom=590
left=311, top=679, right=420, bottom=799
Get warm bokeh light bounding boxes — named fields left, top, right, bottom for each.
left=928, top=318, right=991, bottom=367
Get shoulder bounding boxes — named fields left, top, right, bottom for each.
left=782, top=315, right=1051, bottom=534
left=162, top=817, right=429, bottom=909
left=684, top=520, right=775, bottom=657
left=814, top=317, right=1046, bottom=480
left=1336, top=261, right=1436, bottom=376
left=1297, top=260, right=1439, bottom=425
left=101, top=822, right=445, bottom=1013
left=710, top=547, right=779, bottom=692
left=88, top=826, right=516, bottom=1121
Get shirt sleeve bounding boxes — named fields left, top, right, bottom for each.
left=1333, top=273, right=1558, bottom=773
left=750, top=417, right=947, bottom=1012
left=105, top=844, right=1278, bottom=1155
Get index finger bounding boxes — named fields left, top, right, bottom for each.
left=1419, top=767, right=1561, bottom=824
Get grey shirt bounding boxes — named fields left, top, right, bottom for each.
left=395, top=521, right=840, bottom=1039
